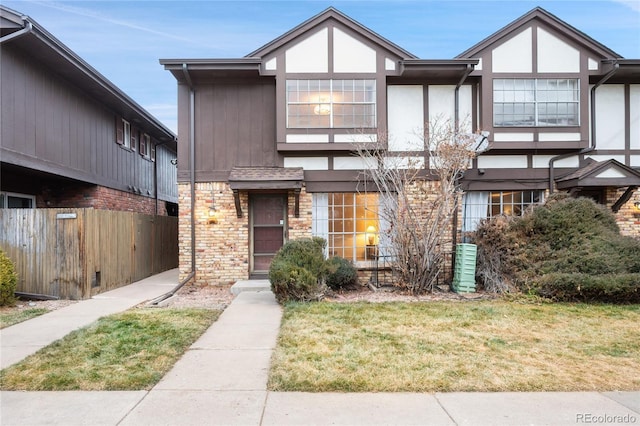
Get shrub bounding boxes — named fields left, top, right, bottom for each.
left=0, top=250, right=17, bottom=306
left=326, top=256, right=358, bottom=290
left=532, top=273, right=640, bottom=303
left=269, top=238, right=328, bottom=303
left=473, top=195, right=640, bottom=303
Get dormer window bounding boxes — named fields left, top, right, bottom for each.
left=493, top=78, right=579, bottom=127
left=287, top=79, right=376, bottom=129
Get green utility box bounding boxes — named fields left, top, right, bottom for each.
left=452, top=243, right=477, bottom=293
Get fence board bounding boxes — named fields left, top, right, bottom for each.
left=0, top=208, right=178, bottom=299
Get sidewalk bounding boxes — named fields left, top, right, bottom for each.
left=2, top=276, right=639, bottom=425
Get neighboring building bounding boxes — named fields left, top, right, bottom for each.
left=161, top=7, right=640, bottom=285
left=1, top=5, right=178, bottom=216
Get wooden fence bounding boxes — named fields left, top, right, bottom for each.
left=0, top=208, right=178, bottom=299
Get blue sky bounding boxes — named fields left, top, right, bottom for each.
left=4, top=0, right=640, bottom=133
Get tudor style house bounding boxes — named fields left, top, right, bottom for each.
left=1, top=5, right=178, bottom=216
left=162, top=7, right=640, bottom=285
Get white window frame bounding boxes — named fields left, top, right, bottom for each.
left=493, top=79, right=580, bottom=127
left=286, top=79, right=377, bottom=129
left=462, top=190, right=545, bottom=234
left=122, top=119, right=131, bottom=149
left=0, top=191, right=36, bottom=209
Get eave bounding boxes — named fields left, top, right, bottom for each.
left=396, top=59, right=479, bottom=80
left=159, top=58, right=264, bottom=83
left=0, top=5, right=176, bottom=148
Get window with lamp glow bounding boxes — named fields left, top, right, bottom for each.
left=286, top=80, right=376, bottom=129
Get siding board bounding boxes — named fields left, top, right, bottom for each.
left=0, top=208, right=178, bottom=299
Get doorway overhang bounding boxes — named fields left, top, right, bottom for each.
left=228, top=167, right=304, bottom=218
left=555, top=159, right=640, bottom=212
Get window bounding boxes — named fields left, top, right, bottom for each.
left=462, top=190, right=544, bottom=233
left=130, top=127, right=137, bottom=151
left=122, top=120, right=131, bottom=148
left=287, top=79, right=376, bottom=129
left=0, top=192, right=35, bottom=209
left=493, top=79, right=579, bottom=127
left=140, top=133, right=150, bottom=159
left=312, top=193, right=379, bottom=262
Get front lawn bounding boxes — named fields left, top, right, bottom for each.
left=0, top=307, right=49, bottom=329
left=269, top=301, right=640, bottom=392
left=0, top=308, right=220, bottom=390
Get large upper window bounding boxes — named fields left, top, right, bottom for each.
left=287, top=79, right=376, bottom=129
left=494, top=79, right=579, bottom=127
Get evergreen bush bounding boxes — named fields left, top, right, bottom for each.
left=269, top=237, right=328, bottom=303
left=326, top=256, right=358, bottom=290
left=0, top=250, right=17, bottom=306
left=473, top=195, right=640, bottom=303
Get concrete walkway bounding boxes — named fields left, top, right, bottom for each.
left=1, top=273, right=639, bottom=425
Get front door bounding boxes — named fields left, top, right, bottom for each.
left=250, top=194, right=286, bottom=275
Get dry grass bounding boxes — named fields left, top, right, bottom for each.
left=269, top=300, right=640, bottom=392
left=0, top=307, right=49, bottom=329
left=0, top=308, right=220, bottom=390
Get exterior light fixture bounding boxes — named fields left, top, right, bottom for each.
left=207, top=207, right=218, bottom=224
left=634, top=201, right=640, bottom=211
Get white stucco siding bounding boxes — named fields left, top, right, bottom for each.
left=538, top=133, right=582, bottom=142
left=595, top=85, right=625, bottom=150
left=334, top=156, right=378, bottom=170
left=537, top=27, right=580, bottom=73
left=333, top=28, right=376, bottom=73
left=388, top=85, right=424, bottom=152
left=285, top=29, right=328, bottom=73
left=492, top=27, right=532, bottom=73
left=284, top=157, right=328, bottom=170
left=385, top=156, right=425, bottom=170
left=286, top=134, right=329, bottom=143
left=458, top=85, right=473, bottom=133
left=532, top=155, right=580, bottom=168
left=631, top=85, right=640, bottom=149
left=334, top=134, right=377, bottom=143
left=477, top=155, right=528, bottom=169
left=493, top=133, right=534, bottom=142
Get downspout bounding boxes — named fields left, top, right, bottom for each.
left=452, top=64, right=474, bottom=276
left=0, top=20, right=32, bottom=44
left=549, top=62, right=619, bottom=193
left=150, top=65, right=195, bottom=305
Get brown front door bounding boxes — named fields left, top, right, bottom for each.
left=250, top=194, right=286, bottom=274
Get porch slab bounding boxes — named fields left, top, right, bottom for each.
left=231, top=279, right=271, bottom=295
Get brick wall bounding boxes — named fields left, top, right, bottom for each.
left=179, top=183, right=314, bottom=286
left=606, top=187, right=640, bottom=239
left=38, top=184, right=167, bottom=215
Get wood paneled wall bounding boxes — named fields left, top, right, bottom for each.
left=0, top=208, right=178, bottom=299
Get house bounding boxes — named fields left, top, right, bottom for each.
left=161, top=7, right=640, bottom=286
left=1, top=5, right=178, bottom=216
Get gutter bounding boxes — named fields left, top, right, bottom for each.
left=548, top=61, right=619, bottom=193
left=150, top=65, right=196, bottom=305
left=452, top=63, right=474, bottom=274
left=0, top=20, right=32, bottom=44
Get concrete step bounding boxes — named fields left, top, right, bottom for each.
left=230, top=280, right=271, bottom=295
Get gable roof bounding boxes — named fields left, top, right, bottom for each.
left=0, top=5, right=176, bottom=147
left=457, top=7, right=621, bottom=60
left=555, top=159, right=640, bottom=189
left=246, top=7, right=416, bottom=60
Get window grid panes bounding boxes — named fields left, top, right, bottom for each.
left=287, top=79, right=376, bottom=129
left=326, top=193, right=378, bottom=262
left=494, top=79, right=579, bottom=127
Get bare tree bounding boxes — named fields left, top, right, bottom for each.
left=356, top=116, right=483, bottom=293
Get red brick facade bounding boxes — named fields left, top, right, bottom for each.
left=37, top=184, right=169, bottom=216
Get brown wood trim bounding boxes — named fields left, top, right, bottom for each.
left=233, top=189, right=243, bottom=218
left=294, top=188, right=300, bottom=218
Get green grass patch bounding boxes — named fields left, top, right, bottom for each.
left=269, top=301, right=640, bottom=392
left=0, top=308, right=220, bottom=390
left=0, top=308, right=49, bottom=329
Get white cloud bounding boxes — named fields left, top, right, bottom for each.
left=612, top=0, right=640, bottom=13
